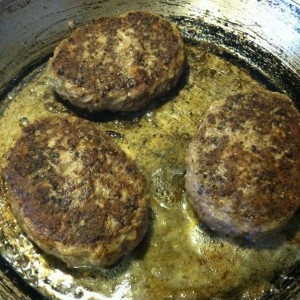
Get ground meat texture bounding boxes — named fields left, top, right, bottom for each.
left=185, top=91, right=300, bottom=239
left=4, top=117, right=149, bottom=267
left=47, top=11, right=186, bottom=112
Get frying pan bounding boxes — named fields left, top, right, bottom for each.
left=0, top=0, right=300, bottom=299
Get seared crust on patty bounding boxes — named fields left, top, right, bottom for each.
left=47, top=11, right=186, bottom=112
left=185, top=91, right=300, bottom=239
left=4, top=117, right=148, bottom=267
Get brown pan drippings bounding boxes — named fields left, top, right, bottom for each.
left=0, top=38, right=299, bottom=300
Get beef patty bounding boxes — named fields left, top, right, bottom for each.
left=185, top=91, right=300, bottom=239
left=47, top=11, right=186, bottom=112
left=4, top=117, right=149, bottom=267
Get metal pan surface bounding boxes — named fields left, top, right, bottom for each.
left=0, top=1, right=300, bottom=299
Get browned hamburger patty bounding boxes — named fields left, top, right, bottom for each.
left=47, top=11, right=186, bottom=112
left=185, top=91, right=300, bottom=239
left=4, top=117, right=149, bottom=267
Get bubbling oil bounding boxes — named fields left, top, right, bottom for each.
left=0, top=42, right=299, bottom=300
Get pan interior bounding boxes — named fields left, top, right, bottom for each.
left=0, top=16, right=300, bottom=300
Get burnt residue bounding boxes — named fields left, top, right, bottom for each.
left=171, top=15, right=300, bottom=104
left=0, top=255, right=46, bottom=300
left=0, top=0, right=31, bottom=13
left=106, top=130, right=124, bottom=139
left=262, top=261, right=300, bottom=299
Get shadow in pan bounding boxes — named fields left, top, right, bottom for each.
left=202, top=208, right=300, bottom=251
left=51, top=66, right=190, bottom=124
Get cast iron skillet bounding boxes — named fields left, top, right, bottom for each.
left=0, top=0, right=300, bottom=299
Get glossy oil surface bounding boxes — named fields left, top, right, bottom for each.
left=0, top=41, right=300, bottom=300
